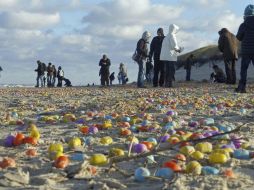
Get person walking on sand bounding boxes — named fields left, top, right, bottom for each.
left=57, top=66, right=64, bottom=87
left=149, top=28, right=165, bottom=87
left=218, top=28, right=238, bottom=84
left=160, top=24, right=184, bottom=88
left=235, top=4, right=254, bottom=93
left=99, top=54, right=111, bottom=86
left=109, top=72, right=115, bottom=85
left=135, top=31, right=151, bottom=88
left=34, top=60, right=44, bottom=87
left=184, top=54, right=195, bottom=81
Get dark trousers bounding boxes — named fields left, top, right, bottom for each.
left=57, top=77, right=63, bottom=87
left=164, top=61, right=175, bottom=87
left=186, top=69, right=191, bottom=81
left=137, top=59, right=144, bottom=87
left=224, top=60, right=236, bottom=84
left=101, top=74, right=109, bottom=86
left=153, top=60, right=164, bottom=87
left=238, top=55, right=254, bottom=90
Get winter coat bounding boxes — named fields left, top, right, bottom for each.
left=35, top=64, right=44, bottom=76
left=99, top=58, right=111, bottom=75
left=184, top=56, right=194, bottom=70
left=160, top=24, right=180, bottom=62
left=236, top=16, right=254, bottom=56
left=136, top=39, right=149, bottom=61
left=218, top=28, right=238, bottom=61
left=149, top=35, right=165, bottom=61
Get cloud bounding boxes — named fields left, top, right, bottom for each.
left=0, top=11, right=60, bottom=29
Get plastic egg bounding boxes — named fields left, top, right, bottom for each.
left=88, top=126, right=98, bottom=134
left=89, top=154, right=108, bottom=166
left=48, top=143, right=63, bottom=153
left=180, top=146, right=195, bottom=156
left=109, top=148, right=125, bottom=157
left=195, top=142, right=213, bottom=153
left=146, top=137, right=158, bottom=145
left=134, top=167, right=150, bottom=182
left=30, top=129, right=40, bottom=139
left=5, top=135, right=15, bottom=147
left=175, top=154, right=186, bottom=161
left=163, top=161, right=182, bottom=172
left=134, top=143, right=148, bottom=154
left=54, top=155, right=70, bottom=168
left=68, top=137, right=82, bottom=149
left=159, top=134, right=170, bottom=143
left=191, top=151, right=204, bottom=160
left=202, top=166, right=219, bottom=175
left=209, top=153, right=228, bottom=164
left=49, top=151, right=64, bottom=160
left=155, top=168, right=174, bottom=179
left=233, top=149, right=250, bottom=160
left=126, top=136, right=139, bottom=144
left=100, top=136, right=113, bottom=145
left=186, top=161, right=202, bottom=175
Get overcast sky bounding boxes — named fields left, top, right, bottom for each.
left=0, top=0, right=252, bottom=85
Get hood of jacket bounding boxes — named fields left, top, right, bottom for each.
left=244, top=16, right=254, bottom=30
left=168, top=24, right=179, bottom=34
left=142, top=31, right=151, bottom=42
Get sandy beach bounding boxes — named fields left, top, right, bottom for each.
left=0, top=82, right=254, bottom=190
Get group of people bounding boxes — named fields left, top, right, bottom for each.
left=132, top=4, right=254, bottom=93
left=99, top=54, right=128, bottom=86
left=34, top=60, right=72, bottom=88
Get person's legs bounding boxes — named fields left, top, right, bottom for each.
left=224, top=60, right=231, bottom=84
left=101, top=75, right=105, bottom=86
left=236, top=56, right=251, bottom=92
left=164, top=61, right=171, bottom=87
left=137, top=59, right=144, bottom=87
left=186, top=69, right=191, bottom=81
left=36, top=75, right=40, bottom=87
left=231, top=60, right=236, bottom=84
left=106, top=73, right=109, bottom=86
left=153, top=60, right=159, bottom=87
left=159, top=61, right=165, bottom=87
left=168, top=61, right=175, bottom=87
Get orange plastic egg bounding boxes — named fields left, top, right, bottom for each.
left=0, top=158, right=16, bottom=169
left=26, top=149, right=37, bottom=157
left=163, top=160, right=182, bottom=172
left=175, top=154, right=186, bottom=161
left=23, top=137, right=38, bottom=145
left=120, top=128, right=132, bottom=136
left=141, top=141, right=153, bottom=150
left=54, top=155, right=69, bottom=169
left=80, top=126, right=89, bottom=134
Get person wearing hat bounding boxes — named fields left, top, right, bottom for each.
left=218, top=28, right=238, bottom=84
left=135, top=31, right=151, bottom=88
left=149, top=28, right=165, bottom=87
left=235, top=4, right=254, bottom=93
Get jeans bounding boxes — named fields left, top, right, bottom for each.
left=153, top=60, right=164, bottom=87
left=36, top=74, right=43, bottom=87
left=224, top=60, right=236, bottom=84
left=47, top=75, right=53, bottom=87
left=164, top=61, right=175, bottom=87
left=238, top=55, right=254, bottom=90
left=186, top=69, right=191, bottom=81
left=137, top=59, right=144, bottom=87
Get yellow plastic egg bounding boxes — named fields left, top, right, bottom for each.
left=126, top=136, right=139, bottom=144
left=30, top=129, right=40, bottom=139
left=209, top=153, right=228, bottom=164
left=48, top=143, right=64, bottom=153
left=195, top=142, right=213, bottom=153
left=100, top=136, right=113, bottom=145
left=191, top=151, right=204, bottom=160
left=213, top=149, right=230, bottom=159
left=102, top=121, right=112, bottom=129
left=49, top=151, right=63, bottom=160
left=68, top=137, right=82, bottom=149
left=180, top=146, right=195, bottom=156
left=109, top=148, right=125, bottom=157
left=241, top=143, right=250, bottom=149
left=186, top=161, right=202, bottom=175
left=89, top=154, right=108, bottom=166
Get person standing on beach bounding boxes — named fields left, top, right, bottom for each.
left=235, top=4, right=254, bottom=93
left=218, top=28, right=238, bottom=84
left=41, top=62, right=47, bottom=87
left=149, top=28, right=165, bottom=87
left=160, top=24, right=183, bottom=87
left=34, top=60, right=44, bottom=87
left=57, top=66, right=64, bottom=87
left=135, top=31, right=151, bottom=88
left=99, top=54, right=111, bottom=86
left=118, top=63, right=128, bottom=85
left=52, top=65, right=57, bottom=87
left=184, top=54, right=195, bottom=81
left=109, top=72, right=115, bottom=85
left=47, top=63, right=54, bottom=87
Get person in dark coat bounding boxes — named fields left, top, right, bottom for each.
left=34, top=60, right=44, bottom=87
left=99, top=54, right=111, bottom=86
left=135, top=31, right=151, bottom=88
left=235, top=4, right=254, bottom=93
left=184, top=54, right=195, bottom=81
left=109, top=72, right=115, bottom=85
left=218, top=28, right=238, bottom=84
left=149, top=28, right=165, bottom=87
left=211, top=65, right=226, bottom=83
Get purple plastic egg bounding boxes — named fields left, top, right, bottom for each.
left=166, top=111, right=175, bottom=116
left=134, top=143, right=148, bottom=153
left=5, top=135, right=15, bottom=147
left=88, top=126, right=98, bottom=134
left=159, top=134, right=170, bottom=143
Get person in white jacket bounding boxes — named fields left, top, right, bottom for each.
left=160, top=24, right=183, bottom=87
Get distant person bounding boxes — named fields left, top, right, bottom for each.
left=210, top=65, right=226, bottom=83
left=149, top=28, right=165, bottom=87
left=235, top=4, right=254, bottom=93
left=118, top=63, right=128, bottom=85
left=57, top=66, right=64, bottom=87
left=160, top=24, right=184, bottom=87
left=0, top=66, right=2, bottom=77
left=184, top=54, right=195, bottom=81
left=52, top=65, right=57, bottom=87
left=109, top=72, right=115, bottom=85
left=99, top=54, right=111, bottom=86
left=47, top=63, right=54, bottom=87
left=145, top=59, right=153, bottom=84
left=135, top=31, right=151, bottom=88
left=63, top=78, right=72, bottom=87
left=218, top=28, right=238, bottom=84
left=34, top=60, right=44, bottom=87
left=41, top=62, right=47, bottom=87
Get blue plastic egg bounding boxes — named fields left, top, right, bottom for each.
left=155, top=168, right=174, bottom=179
left=202, top=166, right=219, bottom=175
left=134, top=167, right=150, bottom=182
